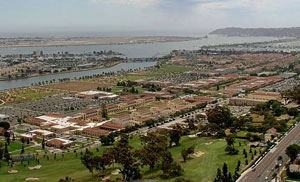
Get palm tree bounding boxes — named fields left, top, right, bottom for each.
left=278, top=156, right=283, bottom=162
left=272, top=172, right=277, bottom=182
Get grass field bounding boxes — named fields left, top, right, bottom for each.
left=111, top=86, right=146, bottom=95
left=119, top=64, right=193, bottom=82
left=208, top=80, right=240, bottom=91
left=236, top=131, right=249, bottom=138
left=125, top=73, right=152, bottom=81
left=0, top=136, right=256, bottom=182
left=4, top=141, right=46, bottom=155
left=155, top=64, right=193, bottom=74
left=251, top=114, right=265, bottom=123
left=15, top=90, right=58, bottom=101
left=44, top=81, right=102, bottom=92
left=287, top=117, right=299, bottom=128
left=1, top=88, right=59, bottom=104
left=159, top=137, right=253, bottom=182
left=7, top=142, right=24, bottom=153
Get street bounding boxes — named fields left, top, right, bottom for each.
left=238, top=122, right=300, bottom=182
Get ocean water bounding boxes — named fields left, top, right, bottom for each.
left=0, top=35, right=279, bottom=90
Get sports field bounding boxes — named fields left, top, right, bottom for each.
left=0, top=137, right=256, bottom=182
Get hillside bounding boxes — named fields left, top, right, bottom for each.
left=210, top=27, right=300, bottom=37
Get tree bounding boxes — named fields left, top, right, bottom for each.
left=169, top=125, right=183, bottom=147
left=161, top=151, right=183, bottom=178
left=135, top=132, right=168, bottom=173
left=233, top=170, right=240, bottom=181
left=228, top=172, right=233, bottom=182
left=174, top=178, right=192, bottom=182
left=200, top=123, right=221, bottom=136
left=42, top=138, right=45, bottom=149
left=21, top=144, right=25, bottom=154
left=0, top=122, right=10, bottom=130
left=272, top=172, right=277, bottom=181
left=181, top=146, right=195, bottom=162
left=226, top=134, right=235, bottom=147
left=111, top=135, right=141, bottom=181
left=214, top=163, right=232, bottom=182
left=181, top=149, right=188, bottom=162
left=4, top=142, right=10, bottom=162
left=187, top=119, right=197, bottom=130
left=225, top=134, right=239, bottom=155
left=207, top=106, right=232, bottom=128
left=278, top=156, right=283, bottom=162
left=222, top=163, right=228, bottom=180
left=286, top=144, right=300, bottom=162
left=233, top=115, right=252, bottom=129
left=236, top=160, right=241, bottom=171
left=214, top=168, right=223, bottom=182
left=17, top=118, right=24, bottom=125
left=100, top=133, right=115, bottom=146
left=58, top=176, right=75, bottom=182
left=92, top=151, right=113, bottom=173
left=101, top=104, right=108, bottom=119
left=0, top=141, right=4, bottom=161
left=287, top=107, right=299, bottom=118
left=281, top=85, right=300, bottom=104
left=4, top=131, right=10, bottom=145
left=165, top=161, right=183, bottom=178
left=81, top=150, right=94, bottom=174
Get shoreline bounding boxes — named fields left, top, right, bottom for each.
left=0, top=61, right=122, bottom=82
left=0, top=38, right=201, bottom=49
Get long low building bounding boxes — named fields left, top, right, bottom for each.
left=81, top=127, right=110, bottom=137
left=47, top=138, right=74, bottom=149
left=229, top=97, right=267, bottom=106
left=75, top=90, right=119, bottom=100
left=29, top=129, right=55, bottom=139
left=247, top=91, right=282, bottom=102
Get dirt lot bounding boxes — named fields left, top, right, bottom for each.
left=44, top=81, right=100, bottom=92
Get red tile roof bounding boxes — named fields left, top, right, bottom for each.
left=83, top=127, right=110, bottom=136
left=100, top=122, right=126, bottom=131
left=46, top=113, right=65, bottom=118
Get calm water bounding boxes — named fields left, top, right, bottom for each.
left=0, top=62, right=156, bottom=91
left=0, top=35, right=278, bottom=58
left=0, top=35, right=279, bottom=90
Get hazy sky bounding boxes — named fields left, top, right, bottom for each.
left=1, top=0, right=300, bottom=36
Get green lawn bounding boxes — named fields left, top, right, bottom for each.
left=0, top=144, right=113, bottom=182
left=126, top=73, right=151, bottom=81
left=155, top=64, right=193, bottom=74
left=108, top=110, right=131, bottom=118
left=111, top=86, right=146, bottom=94
left=158, top=137, right=253, bottom=182
left=251, top=114, right=265, bottom=123
left=208, top=80, right=239, bottom=91
left=287, top=178, right=300, bottom=181
left=6, top=142, right=27, bottom=153
left=236, top=131, right=261, bottom=138
left=236, top=131, right=249, bottom=138
left=111, top=87, right=123, bottom=94
left=4, top=141, right=44, bottom=155
left=15, top=90, right=58, bottom=101
left=287, top=117, right=299, bottom=128
left=0, top=137, right=256, bottom=182
left=14, top=130, right=27, bottom=134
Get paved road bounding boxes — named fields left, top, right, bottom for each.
left=238, top=122, right=300, bottom=182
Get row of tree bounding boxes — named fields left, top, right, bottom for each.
left=81, top=132, right=184, bottom=181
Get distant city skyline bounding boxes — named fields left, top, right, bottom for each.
left=1, top=0, right=300, bottom=37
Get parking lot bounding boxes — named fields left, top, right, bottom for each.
left=259, top=76, right=300, bottom=92
left=0, top=93, right=100, bottom=125
left=12, top=94, right=98, bottom=115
